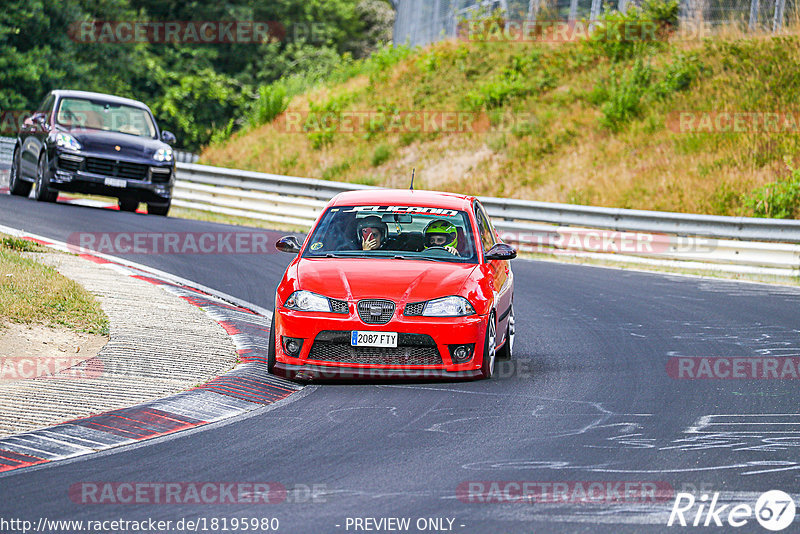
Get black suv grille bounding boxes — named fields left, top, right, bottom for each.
left=85, top=157, right=148, bottom=181
left=57, top=156, right=81, bottom=172
left=357, top=299, right=395, bottom=324
left=308, top=331, right=442, bottom=366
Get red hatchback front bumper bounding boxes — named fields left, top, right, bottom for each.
left=272, top=308, right=488, bottom=381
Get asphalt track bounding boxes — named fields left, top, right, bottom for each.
left=1, top=193, right=800, bottom=533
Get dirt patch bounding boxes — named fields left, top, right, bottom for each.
left=0, top=321, right=107, bottom=380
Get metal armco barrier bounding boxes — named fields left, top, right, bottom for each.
left=173, top=162, right=800, bottom=276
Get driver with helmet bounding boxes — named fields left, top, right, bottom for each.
left=357, top=215, right=389, bottom=251
left=423, top=219, right=459, bottom=256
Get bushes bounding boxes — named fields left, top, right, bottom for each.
left=250, top=84, right=288, bottom=126
left=746, top=159, right=800, bottom=218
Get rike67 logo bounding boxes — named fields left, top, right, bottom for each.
left=668, top=490, right=796, bottom=531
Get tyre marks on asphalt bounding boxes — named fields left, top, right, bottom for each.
left=0, top=239, right=301, bottom=474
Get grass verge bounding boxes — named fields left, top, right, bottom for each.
left=0, top=235, right=109, bottom=335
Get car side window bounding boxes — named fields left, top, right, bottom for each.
left=474, top=203, right=495, bottom=254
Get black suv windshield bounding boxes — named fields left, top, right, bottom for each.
left=56, top=98, right=157, bottom=138
left=303, top=205, right=478, bottom=263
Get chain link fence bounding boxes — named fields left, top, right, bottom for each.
left=393, top=0, right=796, bottom=47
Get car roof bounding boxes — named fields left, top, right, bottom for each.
left=329, top=189, right=476, bottom=211
left=50, top=90, right=151, bottom=111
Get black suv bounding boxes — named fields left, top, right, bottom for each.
left=9, top=90, right=176, bottom=215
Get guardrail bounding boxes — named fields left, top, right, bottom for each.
left=0, top=145, right=796, bottom=275
left=0, top=136, right=14, bottom=170
left=173, top=162, right=800, bottom=276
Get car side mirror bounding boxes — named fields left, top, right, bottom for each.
left=161, top=130, right=176, bottom=144
left=485, top=243, right=517, bottom=261
left=32, top=113, right=46, bottom=125
left=276, top=236, right=302, bottom=254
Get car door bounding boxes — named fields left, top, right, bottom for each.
left=475, top=201, right=513, bottom=338
left=20, top=93, right=54, bottom=178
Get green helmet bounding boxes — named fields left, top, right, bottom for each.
left=424, top=219, right=458, bottom=249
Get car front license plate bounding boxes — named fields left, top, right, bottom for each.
left=104, top=178, right=127, bottom=188
left=351, top=331, right=398, bottom=348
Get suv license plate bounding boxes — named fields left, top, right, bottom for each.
left=104, top=178, right=127, bottom=188
left=351, top=331, right=398, bottom=347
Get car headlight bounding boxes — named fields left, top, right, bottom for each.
left=418, top=296, right=476, bottom=317
left=153, top=147, right=173, bottom=162
left=284, top=290, right=333, bottom=312
left=55, top=133, right=82, bottom=151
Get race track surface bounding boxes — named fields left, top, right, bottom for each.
left=1, top=194, right=799, bottom=533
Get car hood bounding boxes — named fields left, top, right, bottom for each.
left=295, top=258, right=478, bottom=304
left=65, top=129, right=167, bottom=159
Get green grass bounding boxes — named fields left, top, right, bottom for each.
left=0, top=236, right=109, bottom=334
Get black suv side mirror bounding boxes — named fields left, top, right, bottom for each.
left=276, top=236, right=302, bottom=254
left=161, top=130, right=176, bottom=144
left=485, top=243, right=517, bottom=261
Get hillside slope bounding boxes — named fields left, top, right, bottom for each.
left=200, top=22, right=800, bottom=218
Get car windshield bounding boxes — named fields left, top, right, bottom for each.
left=303, top=205, right=478, bottom=263
left=56, top=98, right=157, bottom=138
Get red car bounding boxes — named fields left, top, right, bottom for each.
left=268, top=189, right=516, bottom=380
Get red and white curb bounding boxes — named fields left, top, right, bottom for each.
left=0, top=226, right=299, bottom=474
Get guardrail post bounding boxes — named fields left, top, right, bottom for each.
left=748, top=0, right=760, bottom=30
left=772, top=0, right=786, bottom=32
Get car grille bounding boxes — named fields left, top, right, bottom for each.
left=150, top=167, right=172, bottom=183
left=330, top=299, right=348, bottom=314
left=57, top=156, right=81, bottom=172
left=357, top=299, right=395, bottom=324
left=308, top=331, right=442, bottom=366
left=403, top=302, right=425, bottom=316
left=85, top=157, right=149, bottom=181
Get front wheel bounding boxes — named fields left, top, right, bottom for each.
left=267, top=313, right=277, bottom=373
left=34, top=152, right=57, bottom=202
left=147, top=201, right=170, bottom=216
left=9, top=147, right=32, bottom=197
left=480, top=312, right=496, bottom=379
left=496, top=304, right=514, bottom=360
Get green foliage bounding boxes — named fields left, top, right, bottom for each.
left=746, top=159, right=800, bottom=218
left=371, top=144, right=392, bottom=166
left=594, top=52, right=702, bottom=131
left=582, top=0, right=679, bottom=62
left=156, top=70, right=248, bottom=149
left=642, top=0, right=680, bottom=29
left=0, top=0, right=396, bottom=150
left=250, top=83, right=288, bottom=127
left=599, top=59, right=652, bottom=132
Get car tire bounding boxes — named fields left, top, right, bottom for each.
left=34, top=152, right=57, bottom=202
left=267, top=313, right=277, bottom=373
left=147, top=201, right=170, bottom=216
left=480, top=312, right=496, bottom=379
left=118, top=199, right=139, bottom=212
left=496, top=304, right=514, bottom=360
left=8, top=147, right=32, bottom=197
